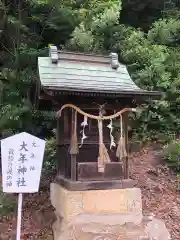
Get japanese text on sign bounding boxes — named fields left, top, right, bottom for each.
left=6, top=149, right=14, bottom=188
left=1, top=132, right=46, bottom=193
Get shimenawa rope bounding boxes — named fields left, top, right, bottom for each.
left=57, top=104, right=136, bottom=120
left=57, top=104, right=136, bottom=172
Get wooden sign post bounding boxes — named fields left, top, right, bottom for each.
left=16, top=193, right=23, bottom=240
left=1, top=132, right=46, bottom=240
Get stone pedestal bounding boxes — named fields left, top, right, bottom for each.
left=50, top=183, right=171, bottom=240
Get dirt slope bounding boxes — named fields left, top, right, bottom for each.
left=130, top=147, right=180, bottom=239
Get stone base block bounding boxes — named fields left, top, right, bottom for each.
left=50, top=183, right=171, bottom=240
left=50, top=183, right=142, bottom=224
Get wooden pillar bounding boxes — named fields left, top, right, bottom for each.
left=56, top=118, right=61, bottom=145
left=123, top=112, right=129, bottom=179
left=70, top=109, right=77, bottom=181
left=64, top=108, right=69, bottom=136
left=62, top=108, right=71, bottom=179
left=56, top=118, right=62, bottom=174
left=56, top=108, right=66, bottom=176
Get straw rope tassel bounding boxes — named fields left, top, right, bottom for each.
left=116, top=114, right=127, bottom=162
left=98, top=119, right=111, bottom=172
left=70, top=110, right=79, bottom=155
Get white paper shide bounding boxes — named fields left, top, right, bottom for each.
left=1, top=132, right=46, bottom=193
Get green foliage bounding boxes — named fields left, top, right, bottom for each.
left=43, top=137, right=56, bottom=170
left=68, top=0, right=122, bottom=52
left=0, top=186, right=17, bottom=216
left=1, top=0, right=180, bottom=165
left=67, top=1, right=180, bottom=143
left=148, top=18, right=180, bottom=46
left=164, top=140, right=180, bottom=171
left=124, top=19, right=180, bottom=139
left=0, top=0, right=76, bottom=139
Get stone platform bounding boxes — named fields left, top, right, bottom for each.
left=50, top=183, right=171, bottom=240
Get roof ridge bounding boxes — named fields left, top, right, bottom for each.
left=49, top=45, right=120, bottom=67
left=58, top=50, right=110, bottom=58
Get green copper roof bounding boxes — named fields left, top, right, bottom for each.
left=37, top=46, right=160, bottom=97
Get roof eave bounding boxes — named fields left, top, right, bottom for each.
left=42, top=86, right=162, bottom=99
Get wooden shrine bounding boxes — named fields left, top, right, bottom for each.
left=37, top=46, right=161, bottom=191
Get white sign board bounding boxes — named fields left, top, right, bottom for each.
left=1, top=132, right=46, bottom=193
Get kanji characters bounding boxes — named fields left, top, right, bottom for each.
left=20, top=141, right=28, bottom=151
left=30, top=153, right=35, bottom=159
left=30, top=166, right=35, bottom=171
left=8, top=149, right=14, bottom=155
left=19, top=153, right=27, bottom=164
left=32, top=141, right=37, bottom=147
left=6, top=148, right=14, bottom=188
left=6, top=181, right=12, bottom=187
left=17, top=165, right=27, bottom=175
left=16, top=177, right=26, bottom=187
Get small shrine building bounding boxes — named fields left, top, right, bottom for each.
left=37, top=46, right=161, bottom=191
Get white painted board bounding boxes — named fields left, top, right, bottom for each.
left=1, top=132, right=46, bottom=193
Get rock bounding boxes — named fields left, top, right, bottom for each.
left=145, top=218, right=171, bottom=240
left=56, top=214, right=145, bottom=240
left=53, top=214, right=171, bottom=240
left=142, top=213, right=155, bottom=223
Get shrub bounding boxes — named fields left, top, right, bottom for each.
left=164, top=140, right=180, bottom=171
left=0, top=186, right=17, bottom=217
left=43, top=137, right=57, bottom=171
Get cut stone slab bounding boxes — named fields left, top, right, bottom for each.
left=50, top=183, right=142, bottom=224
left=50, top=183, right=171, bottom=240
left=54, top=213, right=171, bottom=240
left=82, top=188, right=142, bottom=215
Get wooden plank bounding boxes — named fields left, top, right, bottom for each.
left=57, top=145, right=67, bottom=176
left=56, top=175, right=136, bottom=191
left=78, top=162, right=101, bottom=180
left=70, top=109, right=77, bottom=181
left=64, top=108, right=69, bottom=136
left=56, top=113, right=64, bottom=173
left=56, top=118, right=61, bottom=145
left=71, top=155, right=77, bottom=181
left=77, top=162, right=123, bottom=181
left=123, top=112, right=129, bottom=179
left=105, top=162, right=123, bottom=178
